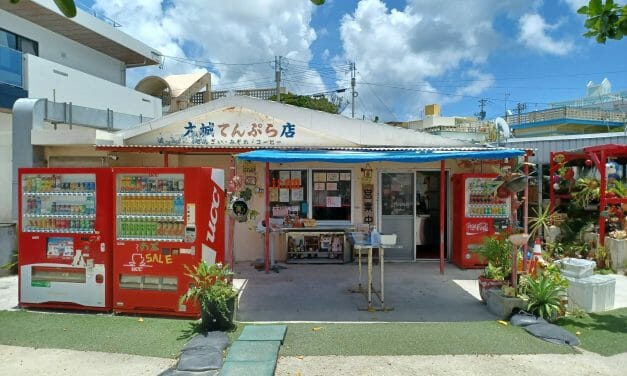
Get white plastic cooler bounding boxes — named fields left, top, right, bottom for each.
left=566, top=275, right=615, bottom=313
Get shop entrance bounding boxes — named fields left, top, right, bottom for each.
left=415, top=171, right=448, bottom=259
left=380, top=172, right=414, bottom=260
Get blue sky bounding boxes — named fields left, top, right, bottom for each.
left=85, top=0, right=627, bottom=122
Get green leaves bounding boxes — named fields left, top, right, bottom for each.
left=54, top=0, right=77, bottom=18
left=578, top=0, right=626, bottom=43
left=521, top=274, right=566, bottom=322
left=310, top=0, right=326, bottom=5
left=10, top=0, right=76, bottom=17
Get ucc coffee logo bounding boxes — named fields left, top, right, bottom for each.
left=206, top=187, right=221, bottom=244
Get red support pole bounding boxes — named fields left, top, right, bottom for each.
left=522, top=152, right=529, bottom=271
left=439, top=160, right=445, bottom=274
left=227, top=157, right=236, bottom=270
left=599, top=150, right=607, bottom=246
left=264, top=162, right=271, bottom=273
left=163, top=153, right=169, bottom=167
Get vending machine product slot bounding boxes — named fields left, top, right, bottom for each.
left=31, top=265, right=86, bottom=283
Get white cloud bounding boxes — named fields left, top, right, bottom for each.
left=337, top=0, right=528, bottom=120
left=517, top=13, right=574, bottom=56
left=93, top=0, right=324, bottom=93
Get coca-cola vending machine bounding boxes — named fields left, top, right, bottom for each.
left=452, top=174, right=510, bottom=269
left=111, top=167, right=225, bottom=317
left=18, top=168, right=113, bottom=311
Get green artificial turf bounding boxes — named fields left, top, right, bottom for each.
left=556, top=307, right=627, bottom=356
left=0, top=310, right=200, bottom=358
left=276, top=322, right=577, bottom=356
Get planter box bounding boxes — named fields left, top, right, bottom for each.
left=485, top=289, right=527, bottom=320
left=605, top=236, right=627, bottom=270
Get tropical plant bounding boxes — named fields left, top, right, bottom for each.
left=179, top=261, right=238, bottom=330
left=571, top=177, right=600, bottom=208
left=594, top=245, right=611, bottom=269
left=578, top=0, right=627, bottom=43
left=528, top=205, right=557, bottom=241
left=607, top=180, right=627, bottom=198
left=519, top=273, right=566, bottom=322
left=475, top=232, right=513, bottom=280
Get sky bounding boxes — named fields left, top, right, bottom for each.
left=82, top=0, right=627, bottom=122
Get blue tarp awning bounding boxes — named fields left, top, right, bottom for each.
left=236, top=148, right=525, bottom=164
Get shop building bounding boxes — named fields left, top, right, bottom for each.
left=86, top=96, right=524, bottom=266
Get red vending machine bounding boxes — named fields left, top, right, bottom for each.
left=451, top=174, right=511, bottom=269
left=18, top=168, right=113, bottom=311
left=112, top=167, right=225, bottom=317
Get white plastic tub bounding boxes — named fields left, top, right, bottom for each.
left=555, top=258, right=596, bottom=279
left=566, top=275, right=615, bottom=313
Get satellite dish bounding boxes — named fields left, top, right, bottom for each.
left=494, top=117, right=511, bottom=139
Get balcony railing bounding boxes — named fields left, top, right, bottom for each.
left=505, top=107, right=626, bottom=127
left=0, top=45, right=23, bottom=88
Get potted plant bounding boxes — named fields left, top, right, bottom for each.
left=179, top=261, right=238, bottom=331
left=475, top=232, right=513, bottom=301
left=518, top=264, right=567, bottom=322
left=571, top=177, right=600, bottom=209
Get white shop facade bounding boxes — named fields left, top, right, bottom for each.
left=37, top=96, right=524, bottom=269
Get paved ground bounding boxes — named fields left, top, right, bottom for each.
left=1, top=264, right=626, bottom=375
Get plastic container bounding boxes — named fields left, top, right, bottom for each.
left=554, top=258, right=596, bottom=279
left=566, top=275, right=615, bottom=313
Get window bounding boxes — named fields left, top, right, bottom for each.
left=269, top=168, right=353, bottom=223
left=269, top=170, right=308, bottom=218
left=312, top=169, right=352, bottom=221
left=0, top=28, right=38, bottom=56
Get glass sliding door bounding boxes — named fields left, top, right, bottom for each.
left=379, top=172, right=414, bottom=260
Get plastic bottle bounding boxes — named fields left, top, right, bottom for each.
left=370, top=227, right=381, bottom=247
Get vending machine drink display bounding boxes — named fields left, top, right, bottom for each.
left=452, top=174, right=511, bottom=269
left=112, top=167, right=225, bottom=317
left=18, top=168, right=113, bottom=311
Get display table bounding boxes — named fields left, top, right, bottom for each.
left=351, top=243, right=399, bottom=311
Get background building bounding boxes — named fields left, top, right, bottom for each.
left=0, top=0, right=163, bottom=268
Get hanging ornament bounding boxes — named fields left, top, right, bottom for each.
left=553, top=182, right=560, bottom=190
left=584, top=159, right=593, bottom=167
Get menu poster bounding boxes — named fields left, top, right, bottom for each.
left=313, top=172, right=326, bottom=182
left=279, top=188, right=290, bottom=202
left=314, top=182, right=325, bottom=190
left=340, top=173, right=351, bottom=181
left=291, top=188, right=304, bottom=201
left=270, top=187, right=279, bottom=202
left=326, top=172, right=339, bottom=182
left=326, top=196, right=342, bottom=208
left=279, top=171, right=290, bottom=181
left=326, top=182, right=337, bottom=191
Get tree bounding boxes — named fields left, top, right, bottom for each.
left=269, top=93, right=339, bottom=114
left=310, top=0, right=326, bottom=5
left=578, top=0, right=627, bottom=43
left=10, top=0, right=76, bottom=17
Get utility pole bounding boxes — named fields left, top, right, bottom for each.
left=516, top=102, right=527, bottom=125
left=478, top=99, right=488, bottom=120
left=350, top=62, right=358, bottom=119
left=275, top=56, right=282, bottom=103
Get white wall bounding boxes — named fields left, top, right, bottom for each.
left=0, top=9, right=125, bottom=84
left=25, top=55, right=161, bottom=118
left=0, top=112, right=13, bottom=222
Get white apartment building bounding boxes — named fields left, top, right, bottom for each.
left=0, top=0, right=163, bottom=265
